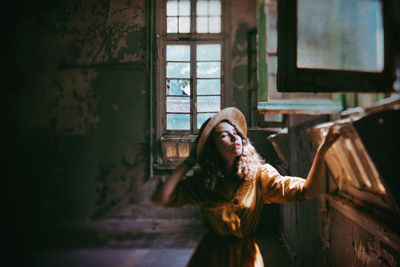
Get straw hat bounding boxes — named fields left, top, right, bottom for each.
left=196, top=107, right=247, bottom=157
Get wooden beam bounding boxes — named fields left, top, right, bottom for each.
left=325, top=194, right=400, bottom=252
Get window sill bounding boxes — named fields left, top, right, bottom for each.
left=153, top=162, right=182, bottom=171
left=258, top=99, right=342, bottom=114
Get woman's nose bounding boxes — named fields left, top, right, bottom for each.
left=231, top=134, right=239, bottom=142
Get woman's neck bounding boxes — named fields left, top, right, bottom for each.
left=223, top=157, right=237, bottom=177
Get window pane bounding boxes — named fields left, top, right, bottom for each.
left=197, top=1, right=208, bottom=16
left=167, top=45, right=190, bottom=61
left=179, top=17, right=190, bottom=33
left=167, top=79, right=191, bottom=95
left=197, top=79, right=220, bottom=95
left=166, top=142, right=178, bottom=158
left=197, top=17, right=208, bottom=33
left=167, top=17, right=178, bottom=33
left=209, top=17, right=221, bottom=33
left=297, top=0, right=384, bottom=72
left=197, top=113, right=216, bottom=129
left=197, top=62, right=220, bottom=78
left=167, top=1, right=178, bottom=16
left=209, top=1, right=221, bottom=16
left=167, top=114, right=190, bottom=130
left=197, top=44, right=221, bottom=61
left=179, top=0, right=190, bottom=16
left=167, top=96, right=190, bottom=112
left=178, top=142, right=190, bottom=157
left=197, top=96, right=220, bottom=112
left=167, top=62, right=190, bottom=78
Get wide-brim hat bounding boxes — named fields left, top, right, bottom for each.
left=196, top=107, right=247, bottom=157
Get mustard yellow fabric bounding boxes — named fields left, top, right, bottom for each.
left=167, top=164, right=306, bottom=238
left=166, top=164, right=305, bottom=267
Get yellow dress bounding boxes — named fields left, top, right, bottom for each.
left=167, top=164, right=306, bottom=267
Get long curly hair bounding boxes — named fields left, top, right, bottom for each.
left=198, top=120, right=265, bottom=191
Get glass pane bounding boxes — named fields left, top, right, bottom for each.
left=209, top=1, right=221, bottom=16
left=167, top=114, right=190, bottom=130
left=166, top=142, right=178, bottom=158
left=197, top=79, right=220, bottom=95
left=167, top=62, right=190, bottom=78
left=209, top=17, right=221, bottom=33
left=167, top=96, right=190, bottom=112
left=167, top=1, right=178, bottom=16
left=197, top=96, right=220, bottom=112
left=179, top=0, right=190, bottom=16
left=167, top=79, right=191, bottom=95
left=167, top=45, right=190, bottom=61
left=197, top=113, right=216, bottom=129
left=179, top=17, right=190, bottom=33
left=197, top=62, right=220, bottom=78
left=167, top=17, right=178, bottom=33
left=178, top=142, right=190, bottom=157
left=297, top=0, right=384, bottom=72
left=197, top=1, right=208, bottom=16
left=197, top=17, right=208, bottom=33
left=197, top=44, right=221, bottom=61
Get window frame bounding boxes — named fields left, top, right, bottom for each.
left=257, top=0, right=343, bottom=116
left=277, top=0, right=396, bottom=93
left=161, top=40, right=225, bottom=135
left=155, top=0, right=230, bottom=167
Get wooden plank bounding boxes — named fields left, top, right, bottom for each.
left=325, top=194, right=400, bottom=252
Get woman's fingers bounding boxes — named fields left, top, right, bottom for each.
left=321, top=123, right=341, bottom=150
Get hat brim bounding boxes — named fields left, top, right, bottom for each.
left=196, top=107, right=247, bottom=157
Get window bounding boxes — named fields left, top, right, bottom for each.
left=257, top=0, right=343, bottom=116
left=156, top=0, right=225, bottom=167
left=276, top=0, right=396, bottom=93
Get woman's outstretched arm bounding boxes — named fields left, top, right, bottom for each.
left=304, top=124, right=340, bottom=200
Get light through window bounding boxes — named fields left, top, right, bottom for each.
left=196, top=1, right=221, bottom=33
left=297, top=0, right=384, bottom=72
left=167, top=0, right=191, bottom=33
left=164, top=0, right=222, bottom=133
left=166, top=43, right=222, bottom=130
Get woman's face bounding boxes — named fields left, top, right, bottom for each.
left=213, top=122, right=243, bottom=161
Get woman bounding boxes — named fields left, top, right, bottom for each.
left=152, top=107, right=340, bottom=267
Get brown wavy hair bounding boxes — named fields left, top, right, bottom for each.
left=197, top=120, right=265, bottom=191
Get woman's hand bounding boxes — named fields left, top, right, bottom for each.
left=152, top=138, right=198, bottom=206
left=304, top=123, right=341, bottom=200
left=319, top=123, right=341, bottom=154
left=184, top=138, right=199, bottom=168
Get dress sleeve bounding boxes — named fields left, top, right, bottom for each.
left=165, top=174, right=202, bottom=207
left=259, top=164, right=306, bottom=203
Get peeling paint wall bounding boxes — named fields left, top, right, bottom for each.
left=230, top=0, right=257, bottom=121
left=7, top=0, right=149, bottom=228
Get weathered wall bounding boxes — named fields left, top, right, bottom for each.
left=230, top=0, right=257, bottom=121
left=6, top=0, right=149, bottom=229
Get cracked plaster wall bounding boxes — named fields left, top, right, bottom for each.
left=7, top=0, right=150, bottom=227
left=230, top=0, right=257, bottom=121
